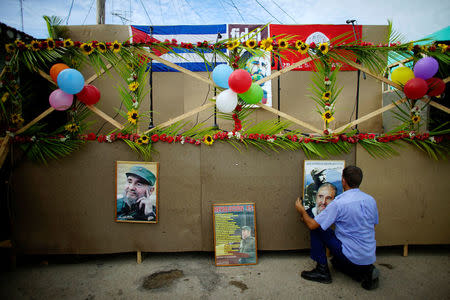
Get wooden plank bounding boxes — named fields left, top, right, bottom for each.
left=0, top=136, right=11, bottom=168
left=335, top=97, right=408, bottom=132
left=387, top=57, right=413, bottom=68
left=256, top=103, right=323, bottom=134
left=443, top=76, right=450, bottom=84
left=136, top=49, right=215, bottom=86
left=15, top=107, right=55, bottom=135
left=144, top=102, right=215, bottom=134
left=85, top=62, right=115, bottom=84
left=256, top=57, right=314, bottom=85
left=38, top=69, right=55, bottom=85
left=137, top=251, right=142, bottom=264
left=403, top=244, right=408, bottom=257
left=86, top=105, right=124, bottom=130
left=428, top=100, right=450, bottom=114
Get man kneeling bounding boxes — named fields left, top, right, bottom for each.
left=295, top=165, right=379, bottom=290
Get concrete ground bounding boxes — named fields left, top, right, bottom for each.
left=0, top=246, right=449, bottom=300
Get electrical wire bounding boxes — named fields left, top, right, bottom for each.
left=229, top=0, right=246, bottom=23
left=138, top=0, right=153, bottom=25
left=82, top=0, right=96, bottom=25
left=66, top=0, right=75, bottom=25
left=270, top=0, right=297, bottom=23
left=157, top=0, right=164, bottom=24
left=182, top=0, right=204, bottom=24
left=254, top=0, right=283, bottom=24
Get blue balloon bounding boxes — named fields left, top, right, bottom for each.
left=57, top=69, right=85, bottom=94
left=212, top=64, right=233, bottom=89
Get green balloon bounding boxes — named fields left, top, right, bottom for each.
left=240, top=83, right=263, bottom=104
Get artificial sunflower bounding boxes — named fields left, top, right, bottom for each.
left=111, top=40, right=121, bottom=53
left=203, top=135, right=214, bottom=146
left=298, top=43, right=309, bottom=54
left=412, top=115, right=421, bottom=124
left=128, top=81, right=139, bottom=91
left=1, top=92, right=9, bottom=103
left=136, top=138, right=143, bottom=145
left=11, top=113, right=24, bottom=124
left=246, top=39, right=257, bottom=48
left=80, top=43, right=94, bottom=55
left=322, top=91, right=331, bottom=101
left=227, top=40, right=239, bottom=51
left=127, top=109, right=139, bottom=124
left=140, top=135, right=150, bottom=144
left=295, top=40, right=303, bottom=49
left=64, top=123, right=80, bottom=133
left=5, top=43, right=15, bottom=53
left=278, top=39, right=289, bottom=49
left=97, top=42, right=107, bottom=53
left=321, top=111, right=335, bottom=123
left=318, top=42, right=329, bottom=54
left=64, top=39, right=74, bottom=47
left=46, top=38, right=55, bottom=50
left=30, top=40, right=40, bottom=51
left=260, top=38, right=273, bottom=52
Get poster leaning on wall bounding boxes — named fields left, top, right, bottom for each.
left=213, top=203, right=257, bottom=266
left=115, top=161, right=159, bottom=223
left=302, top=160, right=345, bottom=218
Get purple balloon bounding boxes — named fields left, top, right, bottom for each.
left=413, top=57, right=439, bottom=80
left=49, top=89, right=74, bottom=111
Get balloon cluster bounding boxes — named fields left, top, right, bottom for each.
left=391, top=57, right=445, bottom=100
left=48, top=63, right=101, bottom=111
left=212, top=64, right=263, bottom=113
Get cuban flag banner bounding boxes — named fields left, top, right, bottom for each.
left=130, top=24, right=227, bottom=72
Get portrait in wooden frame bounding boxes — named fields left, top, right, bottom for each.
left=115, top=161, right=159, bottom=223
left=302, top=160, right=345, bottom=217
left=213, top=203, right=257, bottom=266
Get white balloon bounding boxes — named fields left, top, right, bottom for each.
left=216, top=89, right=238, bottom=113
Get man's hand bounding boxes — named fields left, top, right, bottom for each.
left=295, top=197, right=320, bottom=230
left=295, top=197, right=305, bottom=214
left=137, top=189, right=154, bottom=216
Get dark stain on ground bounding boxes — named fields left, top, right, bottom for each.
left=229, top=280, right=248, bottom=293
left=142, top=269, right=184, bottom=290
left=378, top=263, right=394, bottom=269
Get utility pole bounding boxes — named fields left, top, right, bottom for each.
left=97, top=0, right=106, bottom=24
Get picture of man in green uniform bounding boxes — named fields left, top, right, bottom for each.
left=238, top=226, right=256, bottom=264
left=303, top=168, right=326, bottom=209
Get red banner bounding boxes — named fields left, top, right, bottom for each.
left=269, top=24, right=362, bottom=71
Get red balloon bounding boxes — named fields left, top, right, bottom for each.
left=426, top=77, right=446, bottom=97
left=404, top=78, right=428, bottom=100
left=76, top=85, right=101, bottom=105
left=228, top=69, right=252, bottom=94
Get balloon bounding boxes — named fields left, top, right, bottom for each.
left=49, top=89, right=74, bottom=111
left=239, top=83, right=263, bottom=104
left=426, top=77, right=446, bottom=97
left=76, top=85, right=101, bottom=105
left=212, top=64, right=234, bottom=89
left=216, top=89, right=238, bottom=113
left=414, top=57, right=439, bottom=80
left=50, top=63, right=69, bottom=83
left=391, top=67, right=414, bottom=85
left=57, top=69, right=85, bottom=94
left=228, top=69, right=252, bottom=93
left=404, top=78, right=428, bottom=100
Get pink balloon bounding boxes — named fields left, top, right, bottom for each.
left=49, top=89, right=74, bottom=111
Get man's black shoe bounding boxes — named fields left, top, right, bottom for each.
left=361, top=265, right=379, bottom=290
left=301, top=263, right=332, bottom=284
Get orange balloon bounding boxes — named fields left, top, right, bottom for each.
left=50, top=63, right=69, bottom=83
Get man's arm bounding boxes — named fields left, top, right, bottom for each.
left=295, top=197, right=320, bottom=230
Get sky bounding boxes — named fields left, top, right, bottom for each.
left=0, top=0, right=449, bottom=41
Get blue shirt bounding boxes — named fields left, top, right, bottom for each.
left=315, top=188, right=379, bottom=265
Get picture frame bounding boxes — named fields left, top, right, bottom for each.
left=302, top=160, right=345, bottom=217
left=115, top=161, right=159, bottom=223
left=213, top=203, right=258, bottom=266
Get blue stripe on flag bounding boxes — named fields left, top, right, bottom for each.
left=133, top=24, right=226, bottom=35
left=151, top=62, right=226, bottom=72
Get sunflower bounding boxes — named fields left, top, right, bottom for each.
left=64, top=39, right=74, bottom=47
left=260, top=38, right=274, bottom=52
left=126, top=62, right=135, bottom=69
left=30, top=40, right=40, bottom=51
left=318, top=42, right=329, bottom=54
left=412, top=115, right=421, bottom=124
left=1, top=92, right=9, bottom=102
left=322, top=111, right=335, bottom=123
left=140, top=135, right=150, bottom=144
left=127, top=109, right=139, bottom=124
left=5, top=43, right=15, bottom=53
left=128, top=82, right=139, bottom=91
left=136, top=138, right=143, bottom=145
left=111, top=40, right=121, bottom=53
left=203, top=135, right=214, bottom=146
left=46, top=38, right=55, bottom=50
left=298, top=42, right=309, bottom=54
left=245, top=39, right=257, bottom=48
left=278, top=39, right=289, bottom=49
left=97, top=42, right=107, bottom=53
left=80, top=43, right=94, bottom=55
left=295, top=40, right=304, bottom=49
left=64, top=123, right=80, bottom=133
left=322, top=91, right=331, bottom=101
left=227, top=40, right=239, bottom=51
left=11, top=113, right=24, bottom=124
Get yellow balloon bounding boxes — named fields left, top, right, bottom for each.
left=391, top=67, right=415, bottom=85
